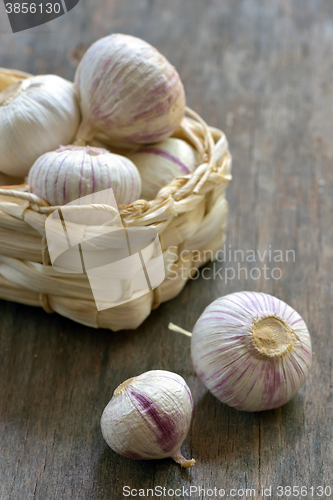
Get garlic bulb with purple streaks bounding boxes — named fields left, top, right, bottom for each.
left=129, top=138, right=197, bottom=200
left=28, top=145, right=141, bottom=206
left=190, top=292, right=312, bottom=412
left=74, top=34, right=185, bottom=148
left=0, top=75, right=80, bottom=177
left=101, top=370, right=195, bottom=468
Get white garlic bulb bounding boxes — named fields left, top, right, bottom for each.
left=74, top=34, right=186, bottom=148
left=0, top=75, right=80, bottom=177
left=190, top=292, right=312, bottom=412
left=129, top=138, right=197, bottom=200
left=101, top=370, right=195, bottom=468
left=28, top=145, right=141, bottom=206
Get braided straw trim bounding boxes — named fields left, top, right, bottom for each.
left=0, top=68, right=232, bottom=330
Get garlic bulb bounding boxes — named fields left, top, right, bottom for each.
left=129, top=138, right=197, bottom=200
left=101, top=370, right=195, bottom=468
left=0, top=172, right=24, bottom=187
left=0, top=75, right=80, bottom=177
left=171, top=292, right=312, bottom=412
left=28, top=145, right=141, bottom=206
left=74, top=34, right=186, bottom=148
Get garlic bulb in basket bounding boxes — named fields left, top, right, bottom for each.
left=129, top=138, right=197, bottom=200
left=170, top=292, right=312, bottom=412
left=28, top=145, right=141, bottom=206
left=74, top=34, right=185, bottom=148
left=101, top=370, right=195, bottom=468
left=0, top=75, right=80, bottom=177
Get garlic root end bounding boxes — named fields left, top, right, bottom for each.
left=171, top=450, right=196, bottom=468
left=180, top=458, right=196, bottom=468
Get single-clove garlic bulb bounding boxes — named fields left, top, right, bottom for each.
left=74, top=34, right=186, bottom=148
left=101, top=370, right=196, bottom=468
left=28, top=145, right=141, bottom=206
left=129, top=138, right=197, bottom=200
left=170, top=292, right=312, bottom=412
left=0, top=75, right=80, bottom=177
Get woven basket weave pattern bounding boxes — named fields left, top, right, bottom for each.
left=0, top=68, right=232, bottom=331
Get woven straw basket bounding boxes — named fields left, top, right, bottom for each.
left=0, top=68, right=232, bottom=331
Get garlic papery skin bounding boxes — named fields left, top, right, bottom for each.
left=0, top=75, right=80, bottom=177
left=74, top=34, right=186, bottom=148
left=129, top=138, right=197, bottom=200
left=191, top=292, right=312, bottom=412
left=101, top=370, right=195, bottom=468
left=28, top=145, right=141, bottom=206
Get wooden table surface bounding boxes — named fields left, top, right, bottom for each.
left=1, top=1, right=333, bottom=499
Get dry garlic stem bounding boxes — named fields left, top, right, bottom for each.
left=101, top=370, right=195, bottom=467
left=129, top=138, right=197, bottom=200
left=170, top=292, right=312, bottom=412
left=74, top=34, right=186, bottom=148
left=0, top=75, right=80, bottom=177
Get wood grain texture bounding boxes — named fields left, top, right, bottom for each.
left=1, top=0, right=333, bottom=498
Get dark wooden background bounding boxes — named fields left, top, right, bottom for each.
left=1, top=1, right=333, bottom=499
